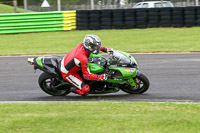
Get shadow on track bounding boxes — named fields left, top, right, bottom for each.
left=29, top=93, right=153, bottom=101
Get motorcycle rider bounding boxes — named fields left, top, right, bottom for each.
left=60, top=35, right=113, bottom=95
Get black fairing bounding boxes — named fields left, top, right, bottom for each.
left=34, top=55, right=63, bottom=76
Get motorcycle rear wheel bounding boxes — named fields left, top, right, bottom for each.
left=38, top=72, right=71, bottom=96
left=120, top=73, right=150, bottom=94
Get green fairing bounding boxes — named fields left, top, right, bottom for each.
left=127, top=78, right=136, bottom=87
left=89, top=52, right=137, bottom=86
left=88, top=63, right=105, bottom=73
left=36, top=56, right=44, bottom=68
left=88, top=53, right=106, bottom=73
left=109, top=67, right=137, bottom=78
left=105, top=79, right=126, bottom=83
left=89, top=53, right=105, bottom=58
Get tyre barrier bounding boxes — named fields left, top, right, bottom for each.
left=0, top=11, right=76, bottom=34
left=77, top=6, right=200, bottom=30
left=1, top=6, right=200, bottom=34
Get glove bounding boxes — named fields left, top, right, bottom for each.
left=107, top=48, right=114, bottom=55
left=97, top=73, right=107, bottom=81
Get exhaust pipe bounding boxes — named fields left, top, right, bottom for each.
left=27, top=58, right=35, bottom=65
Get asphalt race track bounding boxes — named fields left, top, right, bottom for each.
left=0, top=53, right=200, bottom=102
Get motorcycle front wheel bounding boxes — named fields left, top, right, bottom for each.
left=38, top=72, right=71, bottom=96
left=120, top=73, right=150, bottom=94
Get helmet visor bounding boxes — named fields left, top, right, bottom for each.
left=92, top=42, right=101, bottom=54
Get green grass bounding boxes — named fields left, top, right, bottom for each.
left=1, top=27, right=200, bottom=55
left=0, top=102, right=200, bottom=133
left=0, top=3, right=32, bottom=14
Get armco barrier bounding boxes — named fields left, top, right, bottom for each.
left=0, top=11, right=76, bottom=34
left=77, top=6, right=200, bottom=30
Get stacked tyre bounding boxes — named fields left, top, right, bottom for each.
left=89, top=10, right=101, bottom=30
left=76, top=10, right=89, bottom=30
left=184, top=6, right=196, bottom=27
left=148, top=8, right=160, bottom=28
left=113, top=9, right=124, bottom=29
left=124, top=9, right=136, bottom=29
left=197, top=6, right=200, bottom=26
left=160, top=7, right=172, bottom=27
left=136, top=8, right=148, bottom=28
left=172, top=7, right=184, bottom=28
left=101, top=10, right=113, bottom=29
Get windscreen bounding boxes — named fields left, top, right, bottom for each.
left=112, top=50, right=131, bottom=65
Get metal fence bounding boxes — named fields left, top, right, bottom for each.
left=1, top=0, right=200, bottom=13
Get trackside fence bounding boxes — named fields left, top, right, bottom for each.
left=0, top=11, right=76, bottom=34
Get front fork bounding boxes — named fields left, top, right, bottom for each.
left=127, top=70, right=140, bottom=87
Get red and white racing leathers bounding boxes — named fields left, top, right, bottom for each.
left=60, top=43, right=108, bottom=95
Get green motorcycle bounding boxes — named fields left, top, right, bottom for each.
left=27, top=50, right=150, bottom=96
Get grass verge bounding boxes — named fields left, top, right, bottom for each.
left=1, top=27, right=200, bottom=55
left=0, top=102, right=200, bottom=133
left=0, top=3, right=32, bottom=14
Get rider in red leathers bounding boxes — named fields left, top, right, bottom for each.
left=60, top=35, right=112, bottom=95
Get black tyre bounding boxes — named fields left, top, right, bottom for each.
left=77, top=23, right=89, bottom=27
left=76, top=14, right=88, bottom=18
left=38, top=73, right=71, bottom=96
left=125, top=17, right=135, bottom=21
left=173, top=24, right=185, bottom=27
left=136, top=16, right=147, bottom=21
left=101, top=18, right=112, bottom=22
left=77, top=18, right=89, bottom=23
left=172, top=16, right=184, bottom=20
left=160, top=23, right=172, bottom=27
left=89, top=10, right=100, bottom=14
left=184, top=6, right=196, bottom=11
left=148, top=8, right=160, bottom=12
left=148, top=16, right=160, bottom=21
left=101, top=22, right=112, bottom=26
left=160, top=11, right=171, bottom=16
left=101, top=25, right=112, bottom=29
left=172, top=7, right=184, bottom=11
left=149, top=20, right=160, bottom=24
left=160, top=20, right=171, bottom=24
left=172, top=20, right=184, bottom=24
left=76, top=10, right=89, bottom=14
left=136, top=12, right=147, bottom=17
left=120, top=73, right=150, bottom=94
left=125, top=12, right=135, bottom=17
left=77, top=26, right=89, bottom=30
left=172, top=11, right=184, bottom=16
left=160, top=16, right=171, bottom=20
left=184, top=11, right=196, bottom=15
left=136, top=25, right=147, bottom=28
left=160, top=7, right=172, bottom=11
left=90, top=18, right=100, bottom=22
left=101, top=13, right=112, bottom=18
left=136, top=21, right=147, bottom=25
left=113, top=9, right=124, bottom=13
left=89, top=14, right=100, bottom=18
left=113, top=13, right=123, bottom=17
left=148, top=12, right=159, bottom=16
left=149, top=24, right=160, bottom=28
left=113, top=17, right=124, bottom=22
left=125, top=21, right=136, bottom=25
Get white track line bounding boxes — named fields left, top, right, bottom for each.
left=0, top=100, right=199, bottom=104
